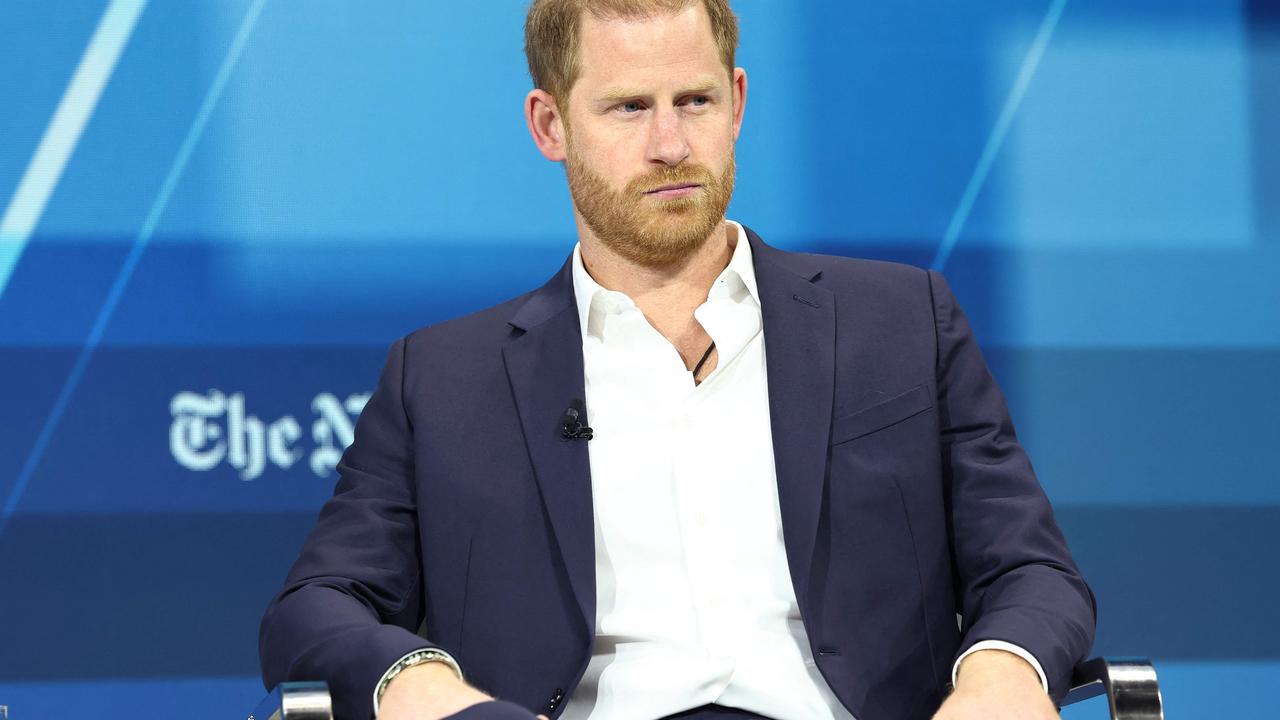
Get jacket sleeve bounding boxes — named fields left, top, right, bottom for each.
left=928, top=271, right=1097, bottom=703
left=259, top=337, right=444, bottom=720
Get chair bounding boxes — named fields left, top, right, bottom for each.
left=251, top=656, right=1164, bottom=719
left=1065, top=657, right=1164, bottom=719
left=249, top=681, right=332, bottom=720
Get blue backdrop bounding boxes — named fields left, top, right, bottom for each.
left=1, top=1, right=1276, bottom=717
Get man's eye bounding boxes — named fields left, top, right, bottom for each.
left=619, top=102, right=642, bottom=113
left=690, top=95, right=710, bottom=106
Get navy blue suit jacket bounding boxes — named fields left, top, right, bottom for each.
left=259, top=228, right=1095, bottom=720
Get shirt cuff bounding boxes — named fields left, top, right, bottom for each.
left=951, top=640, right=1049, bottom=693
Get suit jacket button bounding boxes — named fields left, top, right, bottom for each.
left=547, top=688, right=565, bottom=711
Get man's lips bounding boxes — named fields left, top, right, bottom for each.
left=645, top=183, right=702, bottom=199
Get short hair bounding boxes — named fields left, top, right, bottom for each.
left=525, top=0, right=739, bottom=103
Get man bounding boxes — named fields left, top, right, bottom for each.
left=259, top=2, right=1095, bottom=719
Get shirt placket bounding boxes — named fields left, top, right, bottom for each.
left=676, top=298, right=760, bottom=672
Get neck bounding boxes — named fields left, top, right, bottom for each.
left=577, top=218, right=736, bottom=348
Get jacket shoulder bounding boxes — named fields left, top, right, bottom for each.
left=797, top=251, right=934, bottom=301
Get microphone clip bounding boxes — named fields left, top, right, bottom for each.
left=561, top=399, right=594, bottom=441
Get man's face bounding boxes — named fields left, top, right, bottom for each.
left=562, top=5, right=743, bottom=268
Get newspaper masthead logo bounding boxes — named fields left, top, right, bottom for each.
left=169, top=390, right=371, bottom=481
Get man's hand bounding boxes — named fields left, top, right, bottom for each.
left=931, top=649, right=1057, bottom=720
left=377, top=661, right=550, bottom=720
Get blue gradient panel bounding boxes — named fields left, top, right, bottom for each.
left=1, top=2, right=1276, bottom=718
left=0, top=0, right=109, bottom=207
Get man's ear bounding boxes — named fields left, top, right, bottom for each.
left=526, top=89, right=567, bottom=162
left=731, top=67, right=748, bottom=141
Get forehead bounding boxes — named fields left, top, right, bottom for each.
left=574, top=5, right=725, bottom=92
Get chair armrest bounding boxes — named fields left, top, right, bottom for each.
left=250, top=681, right=333, bottom=720
left=1062, top=657, right=1164, bottom=719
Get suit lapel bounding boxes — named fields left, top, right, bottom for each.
left=502, top=258, right=596, bottom=633
left=747, top=227, right=836, bottom=605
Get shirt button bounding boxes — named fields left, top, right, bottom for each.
left=695, top=512, right=709, bottom=526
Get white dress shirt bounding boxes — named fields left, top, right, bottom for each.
left=561, top=221, right=853, bottom=720
left=557, top=221, right=1048, bottom=720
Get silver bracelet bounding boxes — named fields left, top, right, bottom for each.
left=373, top=648, right=464, bottom=716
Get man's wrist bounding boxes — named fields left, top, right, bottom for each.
left=373, top=648, right=464, bottom=716
left=937, top=649, right=1059, bottom=720
left=954, top=648, right=1044, bottom=691
left=952, top=641, right=1049, bottom=694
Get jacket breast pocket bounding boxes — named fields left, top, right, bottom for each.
left=830, top=384, right=933, bottom=446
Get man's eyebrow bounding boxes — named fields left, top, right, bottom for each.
left=594, top=81, right=723, bottom=103
left=596, top=88, right=647, bottom=103
left=677, top=81, right=722, bottom=96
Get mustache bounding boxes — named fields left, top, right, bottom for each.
left=627, top=164, right=717, bottom=195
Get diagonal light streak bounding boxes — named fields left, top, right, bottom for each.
left=0, top=0, right=149, bottom=298
left=0, top=0, right=270, bottom=539
left=930, top=0, right=1069, bottom=272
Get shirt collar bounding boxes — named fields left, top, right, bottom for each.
left=571, top=220, right=759, bottom=341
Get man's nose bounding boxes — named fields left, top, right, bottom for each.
left=646, top=107, right=691, bottom=167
